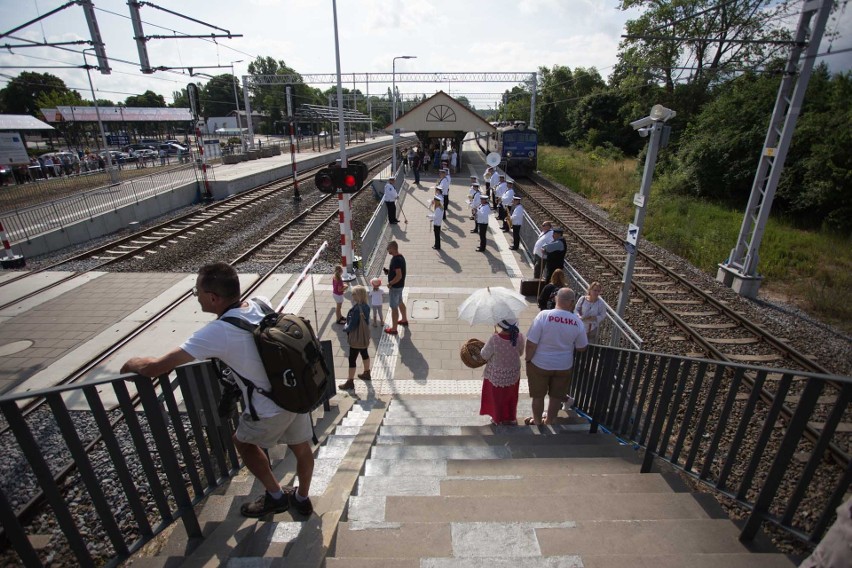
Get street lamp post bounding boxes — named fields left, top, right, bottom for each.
left=392, top=55, right=416, bottom=174
left=230, top=60, right=244, bottom=138
left=83, top=48, right=117, bottom=184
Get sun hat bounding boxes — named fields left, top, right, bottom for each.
left=370, top=278, right=381, bottom=286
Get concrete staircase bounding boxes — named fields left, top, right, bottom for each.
left=129, top=395, right=795, bottom=567
left=326, top=396, right=795, bottom=568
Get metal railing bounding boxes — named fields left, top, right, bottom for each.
left=572, top=344, right=852, bottom=547
left=358, top=164, right=406, bottom=272
left=1, top=165, right=200, bottom=243
left=519, top=211, right=642, bottom=350
left=0, top=362, right=237, bottom=567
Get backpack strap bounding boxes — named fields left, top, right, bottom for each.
left=219, top=301, right=266, bottom=422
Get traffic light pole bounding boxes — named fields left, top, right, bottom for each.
left=332, top=0, right=355, bottom=281
left=285, top=86, right=301, bottom=202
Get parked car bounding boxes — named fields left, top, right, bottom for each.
left=123, top=143, right=156, bottom=153
left=158, top=142, right=188, bottom=155
left=131, top=148, right=157, bottom=160
left=99, top=150, right=132, bottom=165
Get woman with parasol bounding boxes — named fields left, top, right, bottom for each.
left=479, top=319, right=525, bottom=425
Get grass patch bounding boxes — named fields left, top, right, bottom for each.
left=538, top=145, right=852, bottom=333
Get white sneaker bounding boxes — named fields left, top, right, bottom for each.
left=562, top=396, right=575, bottom=413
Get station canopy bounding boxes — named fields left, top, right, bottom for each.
left=295, top=104, right=373, bottom=124
left=391, top=91, right=495, bottom=138
left=44, top=106, right=193, bottom=123
left=0, top=114, right=55, bottom=131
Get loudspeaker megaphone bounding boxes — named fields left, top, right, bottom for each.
left=486, top=152, right=501, bottom=167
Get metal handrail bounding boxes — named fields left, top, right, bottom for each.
left=573, top=344, right=852, bottom=548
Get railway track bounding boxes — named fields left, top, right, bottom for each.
left=0, top=148, right=400, bottom=549
left=0, top=145, right=392, bottom=311
left=516, top=173, right=851, bottom=463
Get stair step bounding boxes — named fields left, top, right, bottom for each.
left=380, top=493, right=711, bottom=523
left=378, top=424, right=590, bottom=436
left=327, top=553, right=794, bottom=568
left=356, top=473, right=675, bottom=497
left=370, top=442, right=639, bottom=461
left=376, top=433, right=615, bottom=447
left=445, top=457, right=643, bottom=476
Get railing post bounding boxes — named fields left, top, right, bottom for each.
left=740, top=377, right=824, bottom=542
left=134, top=375, right=203, bottom=538
left=641, top=359, right=680, bottom=473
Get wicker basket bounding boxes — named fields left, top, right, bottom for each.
left=460, top=338, right=486, bottom=368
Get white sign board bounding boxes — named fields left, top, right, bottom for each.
left=0, top=132, right=29, bottom=165
left=633, top=192, right=645, bottom=208
left=626, top=223, right=639, bottom=246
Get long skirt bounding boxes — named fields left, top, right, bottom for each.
left=480, top=379, right=520, bottom=424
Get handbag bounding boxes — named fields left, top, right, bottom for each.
left=348, top=308, right=371, bottom=349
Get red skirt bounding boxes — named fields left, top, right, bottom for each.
left=480, top=379, right=520, bottom=424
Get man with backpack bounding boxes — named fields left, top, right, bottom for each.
left=120, top=263, right=315, bottom=519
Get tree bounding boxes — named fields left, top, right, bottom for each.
left=247, top=56, right=322, bottom=133
left=200, top=74, right=241, bottom=117
left=124, top=90, right=166, bottom=107
left=171, top=88, right=189, bottom=108
left=618, top=0, right=795, bottom=93
left=0, top=72, right=74, bottom=116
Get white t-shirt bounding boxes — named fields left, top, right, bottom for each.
left=526, top=308, right=588, bottom=371
left=383, top=182, right=398, bottom=202
left=181, top=297, right=283, bottom=418
left=369, top=288, right=384, bottom=306
left=533, top=230, right=554, bottom=257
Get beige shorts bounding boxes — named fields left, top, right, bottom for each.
left=235, top=410, right=312, bottom=449
left=526, top=361, right=573, bottom=399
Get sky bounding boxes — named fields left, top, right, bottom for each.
left=0, top=0, right=850, bottom=112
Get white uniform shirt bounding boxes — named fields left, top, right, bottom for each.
left=510, top=204, right=525, bottom=225
left=494, top=181, right=507, bottom=200
left=476, top=202, right=492, bottom=223
left=432, top=206, right=444, bottom=226
left=469, top=189, right=481, bottom=211
left=490, top=171, right=501, bottom=188
left=533, top=229, right=554, bottom=257
left=501, top=188, right=515, bottom=206
left=181, top=298, right=283, bottom=418
left=383, top=182, right=398, bottom=202
left=526, top=308, right=588, bottom=371
left=437, top=176, right=450, bottom=196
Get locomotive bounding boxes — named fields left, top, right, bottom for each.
left=493, top=121, right=538, bottom=175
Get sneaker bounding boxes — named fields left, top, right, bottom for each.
left=287, top=490, right=314, bottom=516
left=562, top=395, right=575, bottom=412
left=240, top=490, right=289, bottom=518
left=341, top=379, right=355, bottom=390
left=358, top=370, right=371, bottom=381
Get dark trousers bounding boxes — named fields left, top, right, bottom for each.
left=512, top=225, right=521, bottom=248
left=497, top=204, right=506, bottom=220
left=477, top=222, right=488, bottom=249
left=433, top=225, right=441, bottom=249
left=533, top=255, right=544, bottom=279
left=414, top=168, right=420, bottom=184
left=443, top=194, right=449, bottom=212
left=386, top=201, right=397, bottom=223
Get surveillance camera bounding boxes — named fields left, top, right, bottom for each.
left=630, top=116, right=654, bottom=130
left=638, top=127, right=650, bottom=138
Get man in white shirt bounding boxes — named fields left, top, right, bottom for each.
left=384, top=177, right=399, bottom=224
left=437, top=168, right=450, bottom=212
left=469, top=182, right=481, bottom=230
left=475, top=195, right=491, bottom=251
left=431, top=196, right=444, bottom=250
left=509, top=195, right=525, bottom=250
left=489, top=169, right=501, bottom=207
left=121, top=263, right=315, bottom=518
left=532, top=221, right=554, bottom=279
left=483, top=166, right=493, bottom=195
left=500, top=180, right=516, bottom=232
left=494, top=174, right=508, bottom=219
left=524, top=288, right=588, bottom=426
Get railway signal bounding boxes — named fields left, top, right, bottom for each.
left=314, top=165, right=364, bottom=194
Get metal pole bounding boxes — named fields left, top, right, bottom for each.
left=614, top=121, right=664, bottom=319
left=366, top=73, right=373, bottom=138
left=392, top=60, right=397, bottom=173
left=83, top=49, right=117, bottom=184
left=230, top=61, right=243, bottom=136
left=286, top=86, right=301, bottom=201
left=242, top=76, right=254, bottom=149
left=332, top=0, right=354, bottom=281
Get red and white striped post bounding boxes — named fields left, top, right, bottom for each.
left=285, top=86, right=302, bottom=201
left=338, top=193, right=355, bottom=281
left=194, top=125, right=213, bottom=202
left=0, top=220, right=25, bottom=269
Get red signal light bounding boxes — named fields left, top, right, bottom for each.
left=343, top=174, right=357, bottom=188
